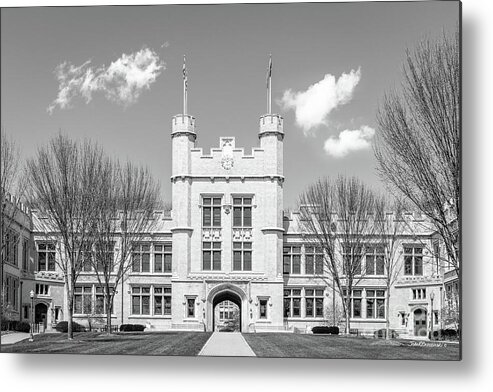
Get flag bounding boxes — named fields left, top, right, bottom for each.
left=266, top=55, right=272, bottom=88
left=183, top=56, right=188, bottom=90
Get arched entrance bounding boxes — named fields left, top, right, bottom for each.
left=413, top=308, right=427, bottom=337
left=206, top=283, right=248, bottom=332
left=35, top=303, right=48, bottom=328
left=213, top=292, right=241, bottom=332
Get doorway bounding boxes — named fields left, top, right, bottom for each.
left=413, top=308, right=427, bottom=337
left=35, top=303, right=48, bottom=328
left=212, top=291, right=242, bottom=332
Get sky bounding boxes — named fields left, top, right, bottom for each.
left=1, top=2, right=459, bottom=209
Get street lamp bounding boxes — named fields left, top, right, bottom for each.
left=29, top=290, right=35, bottom=342
left=430, top=291, right=435, bottom=340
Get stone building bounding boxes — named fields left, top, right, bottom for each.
left=4, top=86, right=455, bottom=339
left=1, top=195, right=36, bottom=327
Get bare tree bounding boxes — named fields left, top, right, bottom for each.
left=90, top=160, right=161, bottom=334
left=373, top=197, right=407, bottom=339
left=25, top=134, right=107, bottom=339
left=374, top=28, right=460, bottom=277
left=298, top=176, right=378, bottom=334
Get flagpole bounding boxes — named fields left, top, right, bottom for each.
left=183, top=55, right=187, bottom=115
left=268, top=54, right=272, bottom=114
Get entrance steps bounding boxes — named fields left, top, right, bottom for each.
left=171, top=322, right=205, bottom=331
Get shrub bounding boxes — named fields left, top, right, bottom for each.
left=327, top=326, right=340, bottom=335
left=374, top=328, right=398, bottom=339
left=119, top=324, right=146, bottom=332
left=1, top=320, right=31, bottom=332
left=55, top=321, right=86, bottom=333
left=437, top=328, right=459, bottom=340
left=312, top=326, right=339, bottom=335
left=14, top=321, right=31, bottom=333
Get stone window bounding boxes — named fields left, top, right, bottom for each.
left=203, top=197, right=222, bottom=227
left=305, top=246, right=323, bottom=275
left=35, top=283, right=49, bottom=296
left=342, top=245, right=362, bottom=276
left=284, top=288, right=301, bottom=318
left=5, top=229, right=19, bottom=267
left=4, top=275, right=19, bottom=311
left=283, top=246, right=301, bottom=275
left=154, top=244, right=172, bottom=273
left=186, top=297, right=196, bottom=318
left=412, top=288, right=427, bottom=300
left=365, top=246, right=385, bottom=276
left=404, top=246, right=423, bottom=276
left=366, top=289, right=386, bottom=319
left=203, top=241, right=221, bottom=271
left=305, top=288, right=324, bottom=318
left=131, top=286, right=151, bottom=315
left=343, top=289, right=362, bottom=318
left=132, top=243, right=151, bottom=273
left=75, top=285, right=93, bottom=314
left=22, top=238, right=29, bottom=271
left=233, top=197, right=252, bottom=227
left=79, top=242, right=93, bottom=272
left=154, top=286, right=172, bottom=316
left=233, top=242, right=252, bottom=271
left=37, top=242, right=56, bottom=272
left=259, top=299, right=268, bottom=319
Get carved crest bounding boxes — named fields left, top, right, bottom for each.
left=220, top=138, right=234, bottom=170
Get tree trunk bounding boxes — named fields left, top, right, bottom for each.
left=66, top=275, right=74, bottom=340
left=385, top=286, right=391, bottom=340
left=67, top=298, right=74, bottom=340
left=106, top=286, right=112, bottom=334
left=344, top=297, right=351, bottom=334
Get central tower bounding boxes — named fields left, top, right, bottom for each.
left=170, top=57, right=286, bottom=332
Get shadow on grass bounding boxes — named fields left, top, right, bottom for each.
left=2, top=331, right=213, bottom=357
left=242, top=333, right=460, bottom=360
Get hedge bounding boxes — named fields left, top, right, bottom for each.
left=1, top=320, right=31, bottom=333
left=312, top=326, right=339, bottom=335
left=55, top=321, right=86, bottom=333
left=119, top=324, right=146, bottom=332
left=430, top=329, right=460, bottom=340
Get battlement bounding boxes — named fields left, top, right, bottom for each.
left=187, top=137, right=278, bottom=176
left=172, top=114, right=196, bottom=136
left=259, top=114, right=283, bottom=136
left=284, top=207, right=433, bottom=235
left=3, top=192, right=31, bottom=216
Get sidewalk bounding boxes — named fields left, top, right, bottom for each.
left=1, top=332, right=30, bottom=345
left=198, top=332, right=256, bottom=357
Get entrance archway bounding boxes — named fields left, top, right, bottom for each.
left=213, top=292, right=241, bottom=332
left=413, top=308, right=427, bottom=337
left=35, top=303, right=48, bottom=328
left=206, top=284, right=248, bottom=332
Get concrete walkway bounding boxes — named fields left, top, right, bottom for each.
left=1, top=332, right=30, bottom=345
left=198, top=332, right=256, bottom=357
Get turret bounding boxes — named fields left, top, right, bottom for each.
left=171, top=114, right=196, bottom=177
left=259, top=114, right=283, bottom=175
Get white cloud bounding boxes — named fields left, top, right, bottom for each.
left=324, top=125, right=375, bottom=158
left=47, top=47, right=165, bottom=114
left=280, top=68, right=361, bottom=134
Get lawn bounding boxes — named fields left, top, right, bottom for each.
left=1, top=331, right=212, bottom=356
left=242, top=333, right=460, bottom=360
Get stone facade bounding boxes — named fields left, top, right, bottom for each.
left=5, top=109, right=455, bottom=338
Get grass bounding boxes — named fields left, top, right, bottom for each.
left=1, top=331, right=212, bottom=356
left=242, top=333, right=460, bottom=360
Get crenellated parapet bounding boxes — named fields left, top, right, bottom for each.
left=171, top=136, right=284, bottom=180
left=171, top=114, right=196, bottom=138
left=259, top=114, right=284, bottom=138
left=284, top=208, right=435, bottom=236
